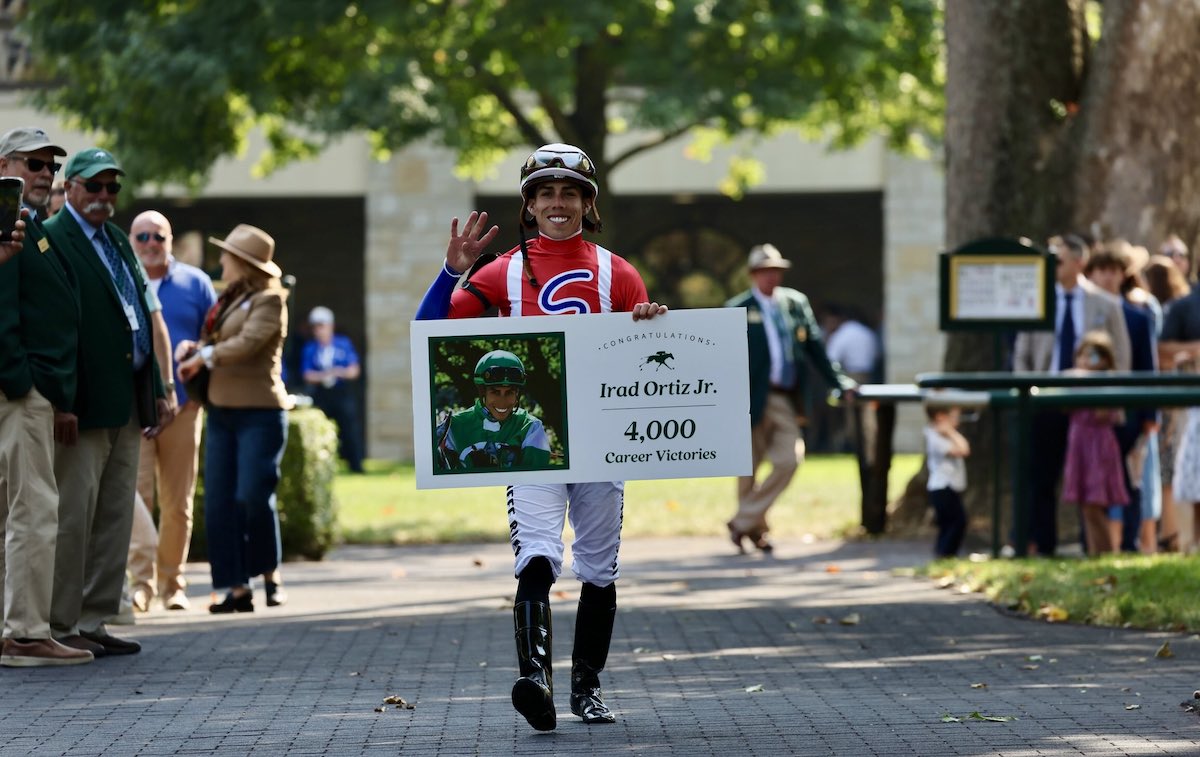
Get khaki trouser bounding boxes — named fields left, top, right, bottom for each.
left=0, top=388, right=59, bottom=640
left=732, top=392, right=805, bottom=536
left=129, top=401, right=203, bottom=597
left=51, top=406, right=140, bottom=637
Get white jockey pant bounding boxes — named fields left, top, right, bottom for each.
left=507, top=482, right=624, bottom=587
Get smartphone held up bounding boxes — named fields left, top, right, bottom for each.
left=0, top=176, right=24, bottom=242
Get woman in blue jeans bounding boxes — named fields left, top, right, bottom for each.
left=177, top=224, right=291, bottom=613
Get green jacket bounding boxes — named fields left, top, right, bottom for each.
left=44, top=208, right=165, bottom=430
left=0, top=211, right=80, bottom=411
left=436, top=399, right=551, bottom=470
left=726, top=286, right=854, bottom=426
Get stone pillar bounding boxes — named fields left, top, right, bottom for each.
left=365, top=145, right=472, bottom=461
left=882, top=152, right=946, bottom=452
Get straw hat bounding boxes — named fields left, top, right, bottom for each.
left=747, top=243, right=792, bottom=271
left=208, top=224, right=281, bottom=278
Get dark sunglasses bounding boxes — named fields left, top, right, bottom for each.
left=135, top=232, right=169, bottom=243
left=11, top=156, right=61, bottom=174
left=78, top=180, right=121, bottom=194
left=480, top=366, right=525, bottom=385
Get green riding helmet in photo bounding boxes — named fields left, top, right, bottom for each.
left=437, top=350, right=551, bottom=470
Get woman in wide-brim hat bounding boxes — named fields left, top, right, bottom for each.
left=177, top=224, right=292, bottom=613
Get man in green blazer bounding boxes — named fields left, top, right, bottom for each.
left=0, top=127, right=94, bottom=667
left=43, top=147, right=169, bottom=658
left=724, top=243, right=857, bottom=553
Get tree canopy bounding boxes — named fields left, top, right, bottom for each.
left=22, top=0, right=942, bottom=190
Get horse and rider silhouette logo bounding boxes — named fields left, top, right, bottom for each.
left=640, top=350, right=675, bottom=371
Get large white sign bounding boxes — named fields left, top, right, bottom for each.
left=410, top=308, right=752, bottom=489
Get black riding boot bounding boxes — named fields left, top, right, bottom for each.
left=512, top=601, right=556, bottom=731
left=570, top=599, right=617, bottom=724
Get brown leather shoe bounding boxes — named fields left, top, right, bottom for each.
left=1, top=637, right=94, bottom=667
left=80, top=630, right=141, bottom=655
left=58, top=634, right=108, bottom=657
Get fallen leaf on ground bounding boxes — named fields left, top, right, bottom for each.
left=374, top=707, right=386, bottom=713
left=839, top=613, right=861, bottom=626
left=1038, top=605, right=1069, bottom=622
left=472, top=558, right=484, bottom=567
left=967, top=711, right=1018, bottom=722
left=553, top=590, right=569, bottom=599
left=744, top=684, right=764, bottom=693
left=1156, top=641, right=1175, bottom=658
left=825, top=564, right=841, bottom=573
left=970, top=682, right=988, bottom=689
left=1090, top=574, right=1118, bottom=587
left=665, top=499, right=680, bottom=511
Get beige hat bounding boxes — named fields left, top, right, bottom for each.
left=209, top=224, right=281, bottom=278
left=747, top=243, right=791, bottom=271
left=0, top=126, right=67, bottom=157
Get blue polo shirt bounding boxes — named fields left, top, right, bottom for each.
left=150, top=258, right=218, bottom=405
left=301, top=334, right=360, bottom=388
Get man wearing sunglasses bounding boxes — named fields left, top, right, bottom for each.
left=42, top=148, right=172, bottom=659
left=416, top=143, right=666, bottom=732
left=0, top=127, right=92, bottom=667
left=126, top=210, right=217, bottom=613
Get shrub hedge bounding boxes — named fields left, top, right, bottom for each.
left=190, top=407, right=340, bottom=562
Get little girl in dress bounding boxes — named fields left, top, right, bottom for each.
left=1060, top=331, right=1128, bottom=555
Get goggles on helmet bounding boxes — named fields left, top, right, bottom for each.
left=478, top=365, right=525, bottom=386
left=519, top=143, right=599, bottom=198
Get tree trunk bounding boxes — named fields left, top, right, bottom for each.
left=1072, top=0, right=1200, bottom=251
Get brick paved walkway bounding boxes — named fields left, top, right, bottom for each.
left=3, top=538, right=1197, bottom=755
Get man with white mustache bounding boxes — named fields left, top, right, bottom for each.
left=43, top=148, right=172, bottom=659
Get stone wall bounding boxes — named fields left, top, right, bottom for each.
left=365, top=146, right=469, bottom=460
left=882, top=152, right=946, bottom=452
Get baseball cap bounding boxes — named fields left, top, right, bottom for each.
left=309, top=306, right=335, bottom=325
left=63, top=147, right=125, bottom=179
left=747, top=243, right=792, bottom=271
left=0, top=126, right=67, bottom=157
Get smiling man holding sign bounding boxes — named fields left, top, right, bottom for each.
left=414, top=144, right=671, bottom=731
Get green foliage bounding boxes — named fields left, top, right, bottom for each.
left=922, top=554, right=1200, bottom=632
left=192, top=408, right=339, bottom=562
left=20, top=0, right=943, bottom=191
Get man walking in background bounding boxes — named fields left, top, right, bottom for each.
left=725, top=244, right=856, bottom=554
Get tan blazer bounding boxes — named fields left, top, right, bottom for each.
left=1013, top=280, right=1132, bottom=372
left=206, top=284, right=292, bottom=409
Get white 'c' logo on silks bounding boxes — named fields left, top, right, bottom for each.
left=539, top=269, right=593, bottom=314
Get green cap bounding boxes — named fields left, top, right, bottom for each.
left=63, top=147, right=125, bottom=179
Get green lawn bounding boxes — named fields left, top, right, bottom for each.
left=334, top=453, right=924, bottom=545
left=919, top=553, right=1200, bottom=633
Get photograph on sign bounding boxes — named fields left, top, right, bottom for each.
left=429, top=332, right=568, bottom=475
left=411, top=309, right=752, bottom=489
